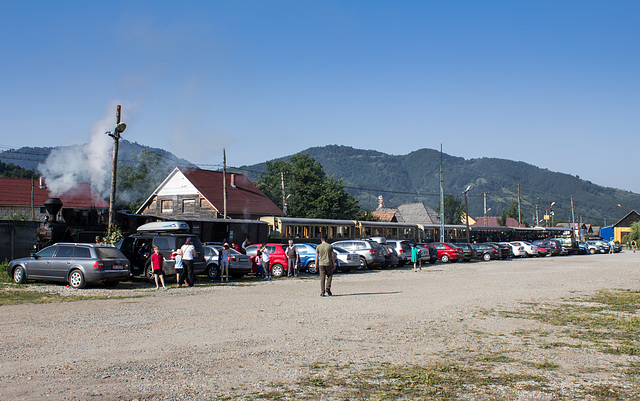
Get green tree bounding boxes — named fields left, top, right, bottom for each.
left=256, top=153, right=361, bottom=219
left=0, top=161, right=37, bottom=178
left=498, top=210, right=507, bottom=226
left=628, top=222, right=640, bottom=245
left=436, top=194, right=465, bottom=225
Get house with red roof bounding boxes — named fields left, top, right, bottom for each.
left=0, top=177, right=108, bottom=221
left=136, top=167, right=283, bottom=221
left=472, top=216, right=526, bottom=228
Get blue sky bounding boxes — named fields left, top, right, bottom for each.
left=1, top=1, right=639, bottom=192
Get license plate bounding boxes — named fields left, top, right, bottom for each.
left=112, top=264, right=124, bottom=270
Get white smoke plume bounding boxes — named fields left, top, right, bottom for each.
left=38, top=104, right=117, bottom=198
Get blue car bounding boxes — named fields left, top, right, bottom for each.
left=294, top=243, right=318, bottom=273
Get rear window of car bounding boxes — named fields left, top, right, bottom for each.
left=153, top=237, right=171, bottom=250
left=368, top=241, right=382, bottom=250
left=75, top=247, right=92, bottom=258
left=95, top=247, right=126, bottom=260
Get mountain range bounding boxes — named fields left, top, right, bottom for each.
left=2, top=142, right=637, bottom=225
left=239, top=145, right=639, bottom=225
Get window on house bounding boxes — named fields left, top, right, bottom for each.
left=161, top=200, right=173, bottom=213
left=182, top=199, right=195, bottom=213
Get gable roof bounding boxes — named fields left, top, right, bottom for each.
left=137, top=167, right=283, bottom=217
left=371, top=208, right=400, bottom=222
left=612, top=210, right=640, bottom=228
left=472, top=217, right=525, bottom=228
left=0, top=177, right=108, bottom=208
left=396, top=202, right=440, bottom=224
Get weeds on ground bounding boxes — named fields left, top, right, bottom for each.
left=0, top=289, right=148, bottom=305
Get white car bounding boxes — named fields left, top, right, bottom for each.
left=510, top=241, right=538, bottom=257
left=501, top=242, right=525, bottom=257
left=332, top=246, right=359, bottom=272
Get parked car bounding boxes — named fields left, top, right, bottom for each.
left=294, top=243, right=318, bottom=273
left=455, top=243, right=477, bottom=261
left=8, top=243, right=130, bottom=289
left=502, top=242, right=525, bottom=257
left=432, top=242, right=464, bottom=263
left=577, top=242, right=589, bottom=254
left=385, top=240, right=412, bottom=266
left=532, top=239, right=561, bottom=256
left=331, top=239, right=386, bottom=269
left=471, top=243, right=498, bottom=261
left=118, top=221, right=206, bottom=278
left=510, top=241, right=538, bottom=257
left=203, top=245, right=252, bottom=279
left=585, top=240, right=609, bottom=254
left=416, top=243, right=438, bottom=264
left=245, top=243, right=288, bottom=278
left=381, top=244, right=400, bottom=268
left=332, top=246, right=359, bottom=272
left=489, top=242, right=512, bottom=259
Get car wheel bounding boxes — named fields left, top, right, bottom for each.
left=145, top=264, right=154, bottom=280
left=589, top=248, right=596, bottom=254
left=207, top=263, right=220, bottom=280
left=271, top=263, right=284, bottom=278
left=69, top=269, right=86, bottom=289
left=441, top=254, right=449, bottom=263
left=13, top=266, right=26, bottom=284
left=103, top=280, right=119, bottom=288
left=358, top=257, right=367, bottom=270
left=483, top=253, right=491, bottom=261
left=307, top=261, right=317, bottom=274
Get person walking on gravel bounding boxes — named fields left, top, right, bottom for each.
left=316, top=235, right=335, bottom=296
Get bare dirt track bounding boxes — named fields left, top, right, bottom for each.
left=1, top=252, right=639, bottom=400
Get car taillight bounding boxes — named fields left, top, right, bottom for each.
left=369, top=250, right=376, bottom=254
left=229, top=255, right=236, bottom=262
left=93, top=260, right=104, bottom=269
left=170, top=253, right=176, bottom=260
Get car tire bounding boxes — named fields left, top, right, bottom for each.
left=307, top=261, right=317, bottom=274
left=13, top=266, right=26, bottom=284
left=271, top=263, right=284, bottom=278
left=589, top=248, right=596, bottom=255
left=207, top=263, right=220, bottom=280
left=358, top=257, right=367, bottom=270
left=145, top=264, right=154, bottom=280
left=483, top=253, right=491, bottom=261
left=441, top=254, right=450, bottom=263
left=69, top=269, right=86, bottom=289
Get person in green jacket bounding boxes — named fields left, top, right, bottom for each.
left=411, top=243, right=422, bottom=272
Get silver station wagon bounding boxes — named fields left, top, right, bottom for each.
left=8, top=243, right=130, bottom=289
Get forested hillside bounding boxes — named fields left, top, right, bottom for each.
left=240, top=145, right=640, bottom=224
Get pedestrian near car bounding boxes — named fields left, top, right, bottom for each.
left=180, top=237, right=196, bottom=287
left=255, top=249, right=264, bottom=278
left=150, top=246, right=166, bottom=290
left=173, top=248, right=183, bottom=286
left=285, top=240, right=299, bottom=277
left=316, top=235, right=335, bottom=296
left=220, top=244, right=230, bottom=282
left=609, top=240, right=615, bottom=254
left=261, top=244, right=271, bottom=280
left=411, top=243, right=421, bottom=272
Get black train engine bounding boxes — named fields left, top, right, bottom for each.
left=36, top=197, right=108, bottom=249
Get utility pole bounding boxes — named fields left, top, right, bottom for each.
left=223, top=149, right=227, bottom=219
left=439, top=144, right=445, bottom=242
left=463, top=186, right=470, bottom=243
left=535, top=204, right=539, bottom=227
left=483, top=192, right=488, bottom=227
left=280, top=171, right=287, bottom=215
left=517, top=184, right=522, bottom=226
left=108, top=105, right=126, bottom=233
left=571, top=195, right=576, bottom=232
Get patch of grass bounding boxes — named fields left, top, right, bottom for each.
left=0, top=260, right=10, bottom=283
left=0, top=289, right=147, bottom=305
left=526, top=359, right=560, bottom=371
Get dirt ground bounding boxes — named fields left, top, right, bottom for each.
left=1, top=252, right=639, bottom=400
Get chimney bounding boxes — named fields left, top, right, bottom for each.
left=230, top=174, right=237, bottom=189
left=39, top=177, right=46, bottom=189
left=44, top=198, right=63, bottom=222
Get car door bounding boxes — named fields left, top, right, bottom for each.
left=50, top=245, right=75, bottom=280
left=28, top=245, right=58, bottom=278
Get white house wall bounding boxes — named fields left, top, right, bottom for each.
left=157, top=170, right=199, bottom=196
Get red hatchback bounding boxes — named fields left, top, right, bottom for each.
left=432, top=242, right=464, bottom=263
left=245, top=244, right=288, bottom=278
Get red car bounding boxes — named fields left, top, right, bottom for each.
left=432, top=242, right=464, bottom=263
left=245, top=244, right=288, bottom=278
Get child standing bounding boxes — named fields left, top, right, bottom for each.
left=151, top=246, right=166, bottom=289
left=173, top=248, right=183, bottom=286
left=261, top=244, right=271, bottom=280
left=220, top=244, right=230, bottom=282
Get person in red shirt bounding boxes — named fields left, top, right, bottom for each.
left=151, top=246, right=166, bottom=290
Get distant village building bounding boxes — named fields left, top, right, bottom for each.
left=0, top=177, right=108, bottom=222
left=472, top=217, right=525, bottom=228
left=609, top=210, right=640, bottom=243
left=371, top=196, right=440, bottom=225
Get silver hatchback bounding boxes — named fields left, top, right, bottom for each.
left=8, top=243, right=130, bottom=289
left=331, top=239, right=386, bottom=269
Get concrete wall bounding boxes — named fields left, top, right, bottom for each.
left=0, top=220, right=39, bottom=262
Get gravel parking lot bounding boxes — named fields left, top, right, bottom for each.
left=1, top=253, right=639, bottom=400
